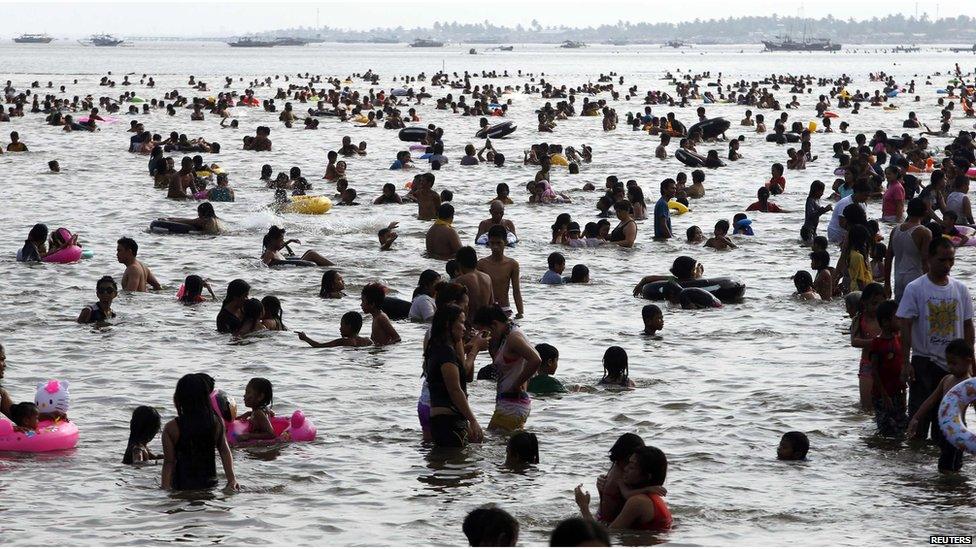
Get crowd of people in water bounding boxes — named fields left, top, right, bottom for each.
left=2, top=58, right=976, bottom=545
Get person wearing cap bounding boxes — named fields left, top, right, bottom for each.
left=475, top=201, right=517, bottom=243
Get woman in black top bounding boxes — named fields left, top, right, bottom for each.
left=161, top=373, right=237, bottom=491
left=424, top=304, right=484, bottom=447
left=609, top=200, right=637, bottom=248
left=216, top=279, right=250, bottom=333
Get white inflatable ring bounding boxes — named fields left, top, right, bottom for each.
left=938, top=378, right=976, bottom=455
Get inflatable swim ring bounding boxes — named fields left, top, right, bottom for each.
left=382, top=296, right=411, bottom=321
left=0, top=418, right=79, bottom=452
left=641, top=277, right=745, bottom=304
left=823, top=112, right=839, bottom=118
left=271, top=259, right=317, bottom=268
left=766, top=132, right=801, bottom=144
left=475, top=121, right=517, bottom=139
left=675, top=149, right=705, bottom=167
left=668, top=200, right=689, bottom=214
left=354, top=115, right=369, bottom=124
left=226, top=410, right=317, bottom=446
left=398, top=127, right=428, bottom=142
left=149, top=220, right=196, bottom=234
left=42, top=245, right=84, bottom=264
left=476, top=232, right=519, bottom=247
left=283, top=196, right=333, bottom=215
left=687, top=117, right=731, bottom=140
left=938, top=377, right=976, bottom=455
left=807, top=121, right=818, bottom=133
left=550, top=153, right=569, bottom=166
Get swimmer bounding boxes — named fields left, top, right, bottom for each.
left=77, top=275, right=118, bottom=323
left=234, top=377, right=275, bottom=442
left=703, top=220, right=737, bottom=250
left=575, top=446, right=672, bottom=531
left=319, top=270, right=346, bottom=299
left=642, top=304, right=664, bottom=337
left=373, top=183, right=404, bottom=205
left=297, top=311, right=373, bottom=348
left=792, top=271, right=818, bottom=300
left=261, top=225, right=333, bottom=267
left=777, top=431, right=810, bottom=461
left=234, top=298, right=266, bottom=337
left=527, top=343, right=566, bottom=394
left=599, top=346, right=634, bottom=388
left=506, top=432, right=540, bottom=467
left=378, top=222, right=399, bottom=251
left=492, top=183, right=513, bottom=205
left=154, top=202, right=222, bottom=235
left=477, top=225, right=524, bottom=318
left=476, top=201, right=517, bottom=242
left=17, top=223, right=49, bottom=262
left=261, top=296, right=286, bottom=331
left=425, top=203, right=462, bottom=260
left=122, top=406, right=161, bottom=464
left=746, top=187, right=784, bottom=213
left=360, top=283, right=401, bottom=346
left=567, top=264, right=590, bottom=283
left=541, top=252, right=566, bottom=284
left=117, top=237, right=161, bottom=292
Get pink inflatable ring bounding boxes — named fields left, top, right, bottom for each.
left=227, top=410, right=317, bottom=447
left=0, top=418, right=79, bottom=452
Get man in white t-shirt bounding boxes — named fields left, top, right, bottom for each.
left=826, top=183, right=871, bottom=243
left=896, top=237, right=975, bottom=440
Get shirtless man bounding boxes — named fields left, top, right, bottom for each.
left=117, top=237, right=161, bottom=292
left=475, top=201, right=517, bottom=242
left=425, top=203, right=462, bottom=260
left=414, top=173, right=440, bottom=221
left=454, top=246, right=494, bottom=323
left=477, top=225, right=524, bottom=319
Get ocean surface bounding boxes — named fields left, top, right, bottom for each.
left=0, top=41, right=974, bottom=546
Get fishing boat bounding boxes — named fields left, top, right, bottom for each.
left=560, top=41, right=586, bottom=49
left=409, top=38, right=444, bottom=48
left=762, top=35, right=840, bottom=52
left=14, top=33, right=53, bottom=44
left=498, top=45, right=514, bottom=51
left=228, top=37, right=276, bottom=48
left=79, top=34, right=123, bottom=47
left=663, top=40, right=690, bottom=48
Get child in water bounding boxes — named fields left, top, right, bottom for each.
left=9, top=402, right=39, bottom=432
left=527, top=343, right=566, bottom=394
left=235, top=377, right=275, bottom=442
left=704, top=219, right=737, bottom=250
left=869, top=300, right=907, bottom=437
left=177, top=275, right=216, bottom=304
left=907, top=339, right=973, bottom=473
left=506, top=431, right=540, bottom=467
left=869, top=243, right=886, bottom=281
left=122, top=405, right=161, bottom=464
left=360, top=283, right=401, bottom=346
left=540, top=252, right=566, bottom=284
left=792, top=271, right=818, bottom=300
left=777, top=431, right=809, bottom=460
left=642, top=304, right=664, bottom=337
left=732, top=213, right=754, bottom=236
left=851, top=283, right=884, bottom=411
left=599, top=346, right=634, bottom=388
left=77, top=275, right=118, bottom=323
left=297, top=311, right=373, bottom=348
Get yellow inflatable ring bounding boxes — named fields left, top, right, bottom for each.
left=550, top=153, right=569, bottom=166
left=668, top=200, right=689, bottom=215
left=284, top=195, right=333, bottom=215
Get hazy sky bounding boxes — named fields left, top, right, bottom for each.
left=0, top=0, right=963, bottom=37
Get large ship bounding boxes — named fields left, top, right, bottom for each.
left=228, top=37, right=276, bottom=48
left=762, top=35, right=840, bottom=52
left=409, top=38, right=444, bottom=48
left=14, top=33, right=53, bottom=44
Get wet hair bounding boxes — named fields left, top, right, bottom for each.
left=456, top=246, right=478, bottom=269
left=547, top=252, right=565, bottom=270
left=608, top=432, right=645, bottom=463
left=340, top=311, right=364, bottom=334
left=173, top=373, right=216, bottom=442
left=642, top=304, right=662, bottom=320
left=414, top=269, right=441, bottom=298
left=929, top=235, right=955, bottom=256
left=428, top=303, right=463, bottom=347
left=792, top=270, right=814, bottom=292
left=122, top=406, right=161, bottom=464
left=181, top=275, right=204, bottom=303
left=472, top=304, right=509, bottom=327
left=223, top=279, right=250, bottom=306
left=445, top=259, right=460, bottom=279
left=241, top=298, right=264, bottom=323
left=27, top=223, right=49, bottom=244
left=601, top=346, right=629, bottom=385
left=715, top=219, right=730, bottom=234
left=670, top=255, right=698, bottom=280
left=96, top=275, right=118, bottom=293
left=569, top=264, right=589, bottom=283
left=361, top=282, right=387, bottom=308
left=247, top=377, right=273, bottom=408
left=686, top=225, right=701, bottom=240
left=507, top=431, right=540, bottom=465
left=781, top=431, right=809, bottom=460
left=117, top=237, right=138, bottom=256
left=496, top=182, right=510, bottom=197
left=946, top=338, right=974, bottom=361
left=549, top=518, right=610, bottom=548
left=197, top=202, right=216, bottom=218
left=487, top=224, right=508, bottom=241
left=535, top=343, right=559, bottom=366
left=462, top=506, right=519, bottom=547
left=437, top=202, right=455, bottom=220
left=9, top=401, right=39, bottom=428
left=631, top=446, right=668, bottom=487
left=320, top=270, right=341, bottom=297
left=261, top=296, right=285, bottom=330
left=810, top=250, right=830, bottom=270
left=434, top=282, right=467, bottom=307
